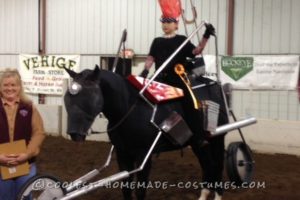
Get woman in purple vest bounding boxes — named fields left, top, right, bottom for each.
left=0, top=68, right=46, bottom=200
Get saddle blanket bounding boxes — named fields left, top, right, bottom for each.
left=127, top=75, right=184, bottom=103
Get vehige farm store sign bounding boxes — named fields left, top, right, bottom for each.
left=19, top=54, right=80, bottom=95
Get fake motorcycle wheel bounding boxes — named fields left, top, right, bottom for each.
left=17, top=174, right=65, bottom=200
left=226, top=141, right=255, bottom=186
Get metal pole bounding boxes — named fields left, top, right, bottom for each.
left=65, top=146, right=114, bottom=193
left=58, top=130, right=163, bottom=200
left=212, top=117, right=257, bottom=137
left=59, top=171, right=130, bottom=200
left=130, top=131, right=163, bottom=174
left=181, top=0, right=200, bottom=42
left=112, top=29, right=127, bottom=73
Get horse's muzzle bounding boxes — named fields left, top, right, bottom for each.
left=70, top=133, right=86, bottom=142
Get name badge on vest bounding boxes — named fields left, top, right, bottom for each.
left=19, top=109, right=29, bottom=117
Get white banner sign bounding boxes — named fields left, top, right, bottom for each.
left=204, top=55, right=300, bottom=90
left=19, top=54, right=80, bottom=95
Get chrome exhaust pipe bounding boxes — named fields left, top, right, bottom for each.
left=60, top=171, right=130, bottom=200
left=211, top=117, right=257, bottom=137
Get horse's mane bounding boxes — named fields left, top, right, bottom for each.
left=97, top=70, right=144, bottom=121
left=100, top=70, right=140, bottom=101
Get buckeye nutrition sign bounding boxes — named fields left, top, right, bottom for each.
left=19, top=54, right=80, bottom=95
left=220, top=56, right=299, bottom=90
left=204, top=55, right=299, bottom=90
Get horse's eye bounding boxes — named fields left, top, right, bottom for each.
left=69, top=81, right=82, bottom=95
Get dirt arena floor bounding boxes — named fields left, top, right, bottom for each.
left=36, top=136, right=300, bottom=200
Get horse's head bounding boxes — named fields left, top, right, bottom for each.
left=64, top=65, right=103, bottom=142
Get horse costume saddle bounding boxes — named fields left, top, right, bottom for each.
left=128, top=75, right=193, bottom=146
left=127, top=75, right=184, bottom=103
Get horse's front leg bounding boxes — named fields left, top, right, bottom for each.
left=115, top=148, right=135, bottom=200
left=190, top=141, right=223, bottom=200
left=135, top=154, right=153, bottom=200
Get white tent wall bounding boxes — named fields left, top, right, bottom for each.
left=45, top=0, right=227, bottom=55
left=233, top=0, right=300, bottom=54
left=0, top=0, right=299, bottom=155
left=0, top=0, right=39, bottom=54
left=1, top=0, right=299, bottom=61
left=0, top=55, right=19, bottom=67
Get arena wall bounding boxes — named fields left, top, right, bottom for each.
left=225, top=119, right=300, bottom=156
left=37, top=97, right=300, bottom=156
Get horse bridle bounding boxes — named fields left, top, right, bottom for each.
left=69, top=79, right=140, bottom=135
left=89, top=99, right=139, bottom=134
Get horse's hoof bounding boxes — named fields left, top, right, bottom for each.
left=214, top=192, right=222, bottom=200
left=199, top=140, right=209, bottom=147
left=198, top=188, right=210, bottom=200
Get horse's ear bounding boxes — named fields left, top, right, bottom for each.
left=91, top=65, right=101, bottom=81
left=94, top=64, right=100, bottom=72
left=64, top=67, right=78, bottom=78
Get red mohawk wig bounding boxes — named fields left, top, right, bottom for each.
left=158, top=0, right=182, bottom=23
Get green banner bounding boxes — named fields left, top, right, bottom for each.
left=221, top=57, right=254, bottom=81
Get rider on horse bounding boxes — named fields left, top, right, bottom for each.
left=140, top=0, right=216, bottom=146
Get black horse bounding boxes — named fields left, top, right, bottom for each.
left=64, top=65, right=229, bottom=200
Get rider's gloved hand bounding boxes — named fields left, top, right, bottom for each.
left=140, top=69, right=149, bottom=78
left=203, top=23, right=216, bottom=39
